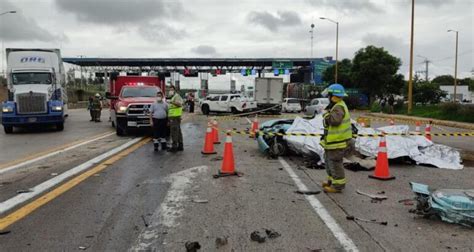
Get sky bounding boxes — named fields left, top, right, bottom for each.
left=0, top=0, right=472, bottom=89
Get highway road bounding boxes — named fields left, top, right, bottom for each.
left=0, top=110, right=472, bottom=251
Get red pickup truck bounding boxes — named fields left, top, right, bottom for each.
left=106, top=75, right=165, bottom=136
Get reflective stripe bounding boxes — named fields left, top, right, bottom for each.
left=321, top=100, right=352, bottom=150
left=332, top=178, right=346, bottom=185
left=327, top=127, right=352, bottom=135
left=378, top=147, right=387, bottom=153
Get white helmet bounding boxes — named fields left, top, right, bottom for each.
left=95, top=93, right=100, bottom=97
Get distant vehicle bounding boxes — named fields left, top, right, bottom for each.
left=304, top=98, right=329, bottom=116
left=1, top=48, right=67, bottom=134
left=106, top=75, right=164, bottom=136
left=254, top=78, right=284, bottom=113
left=281, top=98, right=301, bottom=113
left=200, top=94, right=257, bottom=115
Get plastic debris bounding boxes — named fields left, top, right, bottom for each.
left=410, top=182, right=474, bottom=227
left=356, top=190, right=388, bottom=201
left=346, top=215, right=388, bottom=225
left=185, top=241, right=201, bottom=252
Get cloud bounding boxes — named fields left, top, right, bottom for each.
left=191, top=45, right=218, bottom=56
left=247, top=11, right=302, bottom=32
left=0, top=0, right=63, bottom=42
left=307, top=0, right=382, bottom=13
left=55, top=0, right=182, bottom=25
left=138, top=23, right=187, bottom=42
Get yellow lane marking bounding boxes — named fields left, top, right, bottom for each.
left=0, top=131, right=114, bottom=170
left=0, top=137, right=150, bottom=231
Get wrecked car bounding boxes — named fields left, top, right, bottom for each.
left=410, top=182, right=474, bottom=228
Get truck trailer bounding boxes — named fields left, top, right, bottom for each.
left=1, top=48, right=67, bottom=134
left=254, top=77, right=284, bottom=114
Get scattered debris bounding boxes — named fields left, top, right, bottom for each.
left=265, top=229, right=281, bottom=239
left=377, top=191, right=385, bottom=195
left=93, top=173, right=100, bottom=177
left=346, top=215, right=388, bottom=225
left=16, top=189, right=33, bottom=194
left=210, top=156, right=223, bottom=161
left=192, top=199, right=209, bottom=204
left=356, top=190, right=388, bottom=201
left=275, top=181, right=294, bottom=187
left=0, top=230, right=11, bottom=235
left=278, top=168, right=283, bottom=170
left=78, top=246, right=87, bottom=250
left=295, top=190, right=321, bottom=195
left=215, top=236, right=228, bottom=248
left=85, top=235, right=94, bottom=238
left=250, top=231, right=266, bottom=243
left=37, top=165, right=50, bottom=169
left=399, top=199, right=415, bottom=206
left=410, top=182, right=474, bottom=227
left=50, top=173, right=58, bottom=176
left=141, top=215, right=149, bottom=227
left=185, top=241, right=201, bottom=252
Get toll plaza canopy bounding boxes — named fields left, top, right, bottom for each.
left=62, top=57, right=314, bottom=69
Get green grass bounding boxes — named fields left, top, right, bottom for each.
left=394, top=104, right=474, bottom=123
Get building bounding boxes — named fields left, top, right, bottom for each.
left=440, top=85, right=472, bottom=102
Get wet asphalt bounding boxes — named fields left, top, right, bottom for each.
left=0, top=110, right=473, bottom=251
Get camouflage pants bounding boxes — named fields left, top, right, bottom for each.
left=169, top=117, right=183, bottom=148
left=324, top=139, right=355, bottom=190
left=92, top=109, right=101, bottom=121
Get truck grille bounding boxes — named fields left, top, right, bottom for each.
left=16, top=93, right=47, bottom=114
left=127, top=104, right=151, bottom=116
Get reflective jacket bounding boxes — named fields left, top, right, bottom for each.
left=320, top=100, right=352, bottom=150
left=168, top=94, right=183, bottom=118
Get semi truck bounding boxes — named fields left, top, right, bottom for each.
left=254, top=77, right=284, bottom=113
left=1, top=48, right=67, bottom=134
left=106, top=74, right=164, bottom=136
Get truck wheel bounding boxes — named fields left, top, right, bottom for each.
left=4, top=126, right=13, bottom=134
left=116, top=120, right=127, bottom=136
left=111, top=120, right=115, bottom=128
left=201, top=105, right=210, bottom=115
left=56, top=123, right=64, bottom=131
left=231, top=107, right=239, bottom=114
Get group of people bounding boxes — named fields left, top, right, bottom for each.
left=149, top=86, right=184, bottom=153
left=380, top=94, right=395, bottom=114
left=88, top=93, right=103, bottom=122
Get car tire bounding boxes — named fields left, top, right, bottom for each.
left=4, top=126, right=13, bottom=134
left=56, top=123, right=64, bottom=131
left=231, top=107, right=239, bottom=114
left=201, top=105, right=210, bottom=115
left=116, top=119, right=127, bottom=136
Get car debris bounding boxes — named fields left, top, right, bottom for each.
left=215, top=236, right=228, bottom=248
left=192, top=199, right=209, bottom=204
left=78, top=246, right=88, bottom=250
left=16, top=189, right=33, bottom=194
left=250, top=230, right=266, bottom=243
left=0, top=230, right=11, bottom=235
left=346, top=215, right=388, bottom=225
left=140, top=215, right=149, bottom=227
left=185, top=241, right=201, bottom=252
left=50, top=173, right=58, bottom=176
left=265, top=228, right=281, bottom=239
left=295, top=190, right=321, bottom=195
left=410, top=182, right=474, bottom=227
left=356, top=190, right=388, bottom=201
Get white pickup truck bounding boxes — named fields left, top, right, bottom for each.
left=200, top=94, right=257, bottom=115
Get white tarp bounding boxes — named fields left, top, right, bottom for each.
left=284, top=116, right=463, bottom=170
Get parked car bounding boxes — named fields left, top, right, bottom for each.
left=304, top=98, right=329, bottom=116
left=200, top=94, right=257, bottom=115
left=281, top=98, right=302, bottom=113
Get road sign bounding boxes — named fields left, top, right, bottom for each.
left=272, top=61, right=293, bottom=69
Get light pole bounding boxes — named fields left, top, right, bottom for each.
left=448, top=29, right=459, bottom=102
left=0, top=10, right=17, bottom=78
left=320, top=17, right=339, bottom=83
left=310, top=23, right=315, bottom=58
left=407, top=0, right=415, bottom=114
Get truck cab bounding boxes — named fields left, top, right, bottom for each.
left=106, top=75, right=164, bottom=136
left=1, top=49, right=67, bottom=134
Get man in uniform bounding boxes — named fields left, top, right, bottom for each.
left=167, top=86, right=184, bottom=152
left=91, top=93, right=102, bottom=122
left=320, top=84, right=353, bottom=193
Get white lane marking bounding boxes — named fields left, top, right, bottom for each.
left=279, top=157, right=359, bottom=252
left=133, top=165, right=208, bottom=251
left=0, top=132, right=115, bottom=175
left=0, top=137, right=142, bottom=216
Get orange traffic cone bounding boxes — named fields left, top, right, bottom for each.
left=369, top=135, right=395, bottom=180
left=212, top=119, right=221, bottom=144
left=250, top=115, right=259, bottom=138
left=202, top=123, right=217, bottom=155
left=425, top=123, right=432, bottom=141
left=415, top=121, right=421, bottom=133
left=214, top=131, right=241, bottom=178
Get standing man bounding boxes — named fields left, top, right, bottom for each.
left=320, top=84, right=353, bottom=193
left=167, top=86, right=184, bottom=152
left=91, top=93, right=103, bottom=122
left=88, top=96, right=94, bottom=122
left=187, top=93, right=195, bottom=113
left=388, top=94, right=395, bottom=114
left=149, top=91, right=168, bottom=151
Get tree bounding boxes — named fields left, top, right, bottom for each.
left=351, top=46, right=402, bottom=102
left=411, top=80, right=447, bottom=104
left=431, top=75, right=454, bottom=86
left=322, top=58, right=353, bottom=87
left=459, top=77, right=474, bottom=91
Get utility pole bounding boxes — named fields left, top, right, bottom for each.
left=417, top=55, right=430, bottom=82
left=310, top=23, right=315, bottom=84
left=407, top=0, right=415, bottom=114
left=448, top=30, right=459, bottom=102
left=319, top=17, right=339, bottom=83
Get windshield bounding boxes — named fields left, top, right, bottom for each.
left=121, top=87, right=158, bottom=98
left=288, top=99, right=299, bottom=104
left=320, top=99, right=330, bottom=104
left=12, top=72, right=52, bottom=85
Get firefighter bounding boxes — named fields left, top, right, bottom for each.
left=320, top=84, right=353, bottom=193
left=167, top=86, right=184, bottom=152
left=91, top=93, right=102, bottom=122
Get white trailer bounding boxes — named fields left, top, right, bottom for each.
left=254, top=77, right=284, bottom=113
